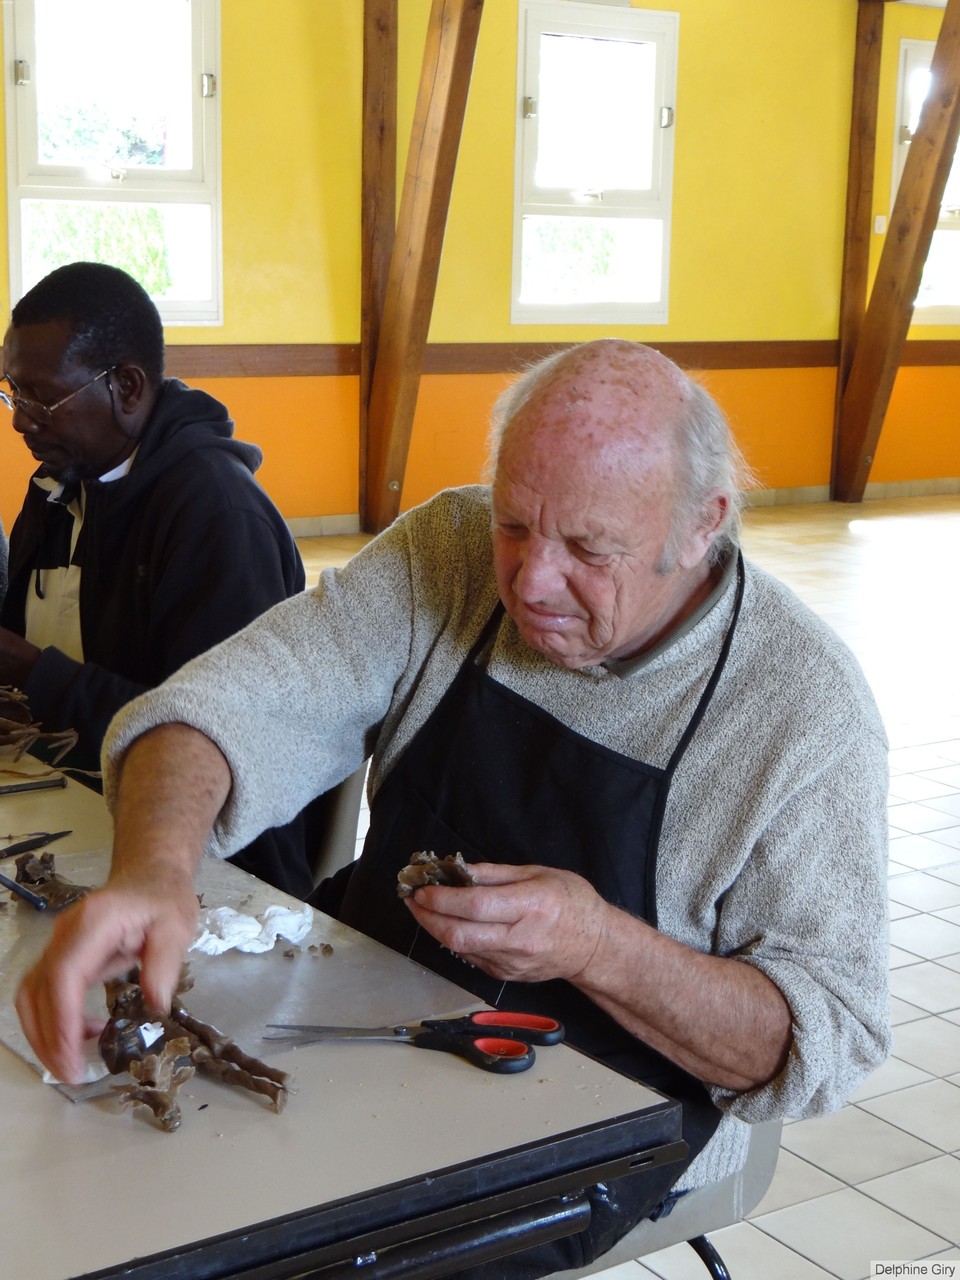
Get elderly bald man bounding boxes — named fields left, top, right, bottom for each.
left=17, top=340, right=889, bottom=1278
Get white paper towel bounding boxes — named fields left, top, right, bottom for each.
left=190, top=902, right=314, bottom=955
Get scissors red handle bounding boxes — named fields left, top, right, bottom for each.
left=410, top=1029, right=536, bottom=1073
left=420, top=1011, right=564, bottom=1046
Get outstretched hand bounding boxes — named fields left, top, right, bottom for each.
left=15, top=869, right=199, bottom=1086
left=403, top=862, right=608, bottom=984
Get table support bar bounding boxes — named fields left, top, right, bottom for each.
left=293, top=1194, right=591, bottom=1279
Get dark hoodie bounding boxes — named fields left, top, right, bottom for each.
left=1, top=379, right=314, bottom=896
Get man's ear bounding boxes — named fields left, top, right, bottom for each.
left=109, top=363, right=150, bottom=415
left=677, top=490, right=729, bottom=570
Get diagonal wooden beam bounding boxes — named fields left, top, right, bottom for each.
left=834, top=0, right=960, bottom=501
left=364, top=0, right=485, bottom=533
left=359, top=0, right=398, bottom=529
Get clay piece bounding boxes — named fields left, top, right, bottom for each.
left=397, top=850, right=479, bottom=898
left=14, top=851, right=91, bottom=911
left=98, top=967, right=290, bottom=1132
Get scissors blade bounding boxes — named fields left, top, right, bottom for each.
left=0, top=830, right=72, bottom=860
left=263, top=1023, right=409, bottom=1045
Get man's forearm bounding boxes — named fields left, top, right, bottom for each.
left=110, top=722, right=232, bottom=888
left=572, top=905, right=793, bottom=1092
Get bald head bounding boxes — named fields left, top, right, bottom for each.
left=488, top=341, right=746, bottom=667
left=489, top=340, right=746, bottom=571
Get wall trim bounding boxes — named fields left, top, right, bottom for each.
left=164, top=338, right=960, bottom=380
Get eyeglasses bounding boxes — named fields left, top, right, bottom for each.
left=0, top=367, right=113, bottom=427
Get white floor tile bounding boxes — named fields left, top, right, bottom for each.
left=637, top=1222, right=836, bottom=1280
left=889, top=961, right=960, bottom=1014
left=889, top=872, right=960, bottom=913
left=888, top=804, right=960, bottom=836
left=858, top=1079, right=960, bottom=1151
left=893, top=1017, right=960, bottom=1076
left=888, top=776, right=960, bottom=804
left=752, top=1185, right=949, bottom=1280
left=888, top=748, right=960, bottom=774
left=886, top=835, right=960, bottom=871
left=847, top=1056, right=934, bottom=1101
left=889, top=914, right=960, bottom=960
left=746, top=1148, right=843, bottom=1216
left=890, top=995, right=930, bottom=1026
left=891, top=944, right=926, bottom=968
left=859, top=1154, right=960, bottom=1243
left=889, top=859, right=919, bottom=877
left=778, top=1106, right=939, bottom=1183
left=919, top=766, right=960, bottom=791
left=924, top=794, right=960, bottom=819
left=890, top=899, right=917, bottom=920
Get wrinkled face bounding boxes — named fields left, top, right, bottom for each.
left=491, top=350, right=715, bottom=668
left=2, top=321, right=130, bottom=482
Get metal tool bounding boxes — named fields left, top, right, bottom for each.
left=0, top=870, right=48, bottom=910
left=264, top=1010, right=564, bottom=1075
left=0, top=830, right=72, bottom=860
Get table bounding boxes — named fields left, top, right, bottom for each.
left=0, top=778, right=685, bottom=1280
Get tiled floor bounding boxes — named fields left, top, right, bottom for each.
left=298, top=493, right=960, bottom=1280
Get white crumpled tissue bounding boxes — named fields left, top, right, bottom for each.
left=190, top=902, right=314, bottom=955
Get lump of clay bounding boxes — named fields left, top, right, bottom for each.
left=98, top=967, right=289, bottom=1132
left=15, top=851, right=91, bottom=911
left=397, top=850, right=478, bottom=898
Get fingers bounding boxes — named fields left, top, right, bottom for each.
left=15, top=898, right=122, bottom=1084
left=14, top=884, right=199, bottom=1085
left=404, top=865, right=607, bottom=984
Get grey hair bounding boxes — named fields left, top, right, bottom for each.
left=485, top=345, right=754, bottom=571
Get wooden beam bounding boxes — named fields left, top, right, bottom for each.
left=834, top=0, right=884, bottom=428
left=364, top=0, right=485, bottom=533
left=834, top=0, right=960, bottom=501
left=360, top=1, right=398, bottom=530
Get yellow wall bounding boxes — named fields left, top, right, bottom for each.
left=0, top=1, right=956, bottom=531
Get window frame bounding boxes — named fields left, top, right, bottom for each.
left=3, top=0, right=222, bottom=325
left=893, top=36, right=960, bottom=325
left=512, top=0, right=678, bottom=326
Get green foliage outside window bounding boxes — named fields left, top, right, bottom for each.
left=23, top=202, right=173, bottom=297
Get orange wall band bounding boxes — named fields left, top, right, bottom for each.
left=1, top=363, right=956, bottom=530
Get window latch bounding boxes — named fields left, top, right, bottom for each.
left=14, top=59, right=30, bottom=86
left=202, top=72, right=217, bottom=99
left=660, top=106, right=674, bottom=129
left=522, top=96, right=537, bottom=119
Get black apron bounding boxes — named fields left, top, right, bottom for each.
left=320, top=557, right=745, bottom=1275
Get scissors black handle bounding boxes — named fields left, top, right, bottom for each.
left=410, top=1030, right=535, bottom=1073
left=420, top=1011, right=564, bottom=1047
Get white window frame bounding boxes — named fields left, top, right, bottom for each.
left=893, top=37, right=960, bottom=324
left=512, top=0, right=678, bottom=326
left=3, top=0, right=222, bottom=325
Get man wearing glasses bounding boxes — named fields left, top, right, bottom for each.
left=0, top=261, right=313, bottom=897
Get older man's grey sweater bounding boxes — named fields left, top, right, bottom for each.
left=104, top=485, right=890, bottom=1189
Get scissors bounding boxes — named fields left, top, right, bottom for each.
left=263, top=1010, right=564, bottom=1075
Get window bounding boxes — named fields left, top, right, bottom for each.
left=4, top=0, right=221, bottom=324
left=513, top=1, right=678, bottom=325
left=893, top=38, right=960, bottom=322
